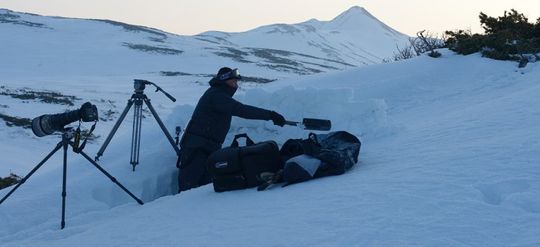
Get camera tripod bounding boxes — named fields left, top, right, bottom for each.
left=95, top=79, right=181, bottom=171
left=0, top=128, right=144, bottom=229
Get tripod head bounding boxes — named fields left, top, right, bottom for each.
left=61, top=127, right=76, bottom=140
left=133, top=79, right=176, bottom=102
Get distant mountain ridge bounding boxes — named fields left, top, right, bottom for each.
left=0, top=6, right=409, bottom=79
left=198, top=6, right=409, bottom=65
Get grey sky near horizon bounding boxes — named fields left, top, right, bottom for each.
left=2, top=0, right=539, bottom=36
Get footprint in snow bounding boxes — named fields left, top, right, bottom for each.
left=474, top=179, right=530, bottom=206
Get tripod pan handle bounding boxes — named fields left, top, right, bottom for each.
left=161, top=89, right=176, bottom=102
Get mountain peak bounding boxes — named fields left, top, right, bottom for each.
left=334, top=6, right=370, bottom=20
left=328, top=6, right=375, bottom=27
left=342, top=6, right=368, bottom=15
left=324, top=6, right=403, bottom=35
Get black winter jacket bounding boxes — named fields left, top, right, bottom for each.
left=181, top=78, right=273, bottom=152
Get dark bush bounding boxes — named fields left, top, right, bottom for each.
left=387, top=31, right=446, bottom=62
left=446, top=9, right=540, bottom=61
left=0, top=113, right=32, bottom=128
left=445, top=30, right=485, bottom=55
left=428, top=51, right=442, bottom=58
left=0, top=173, right=21, bottom=190
left=0, top=87, right=79, bottom=106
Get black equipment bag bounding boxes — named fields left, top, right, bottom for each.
left=207, top=133, right=283, bottom=192
left=280, top=131, right=361, bottom=184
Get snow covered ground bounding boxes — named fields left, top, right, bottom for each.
left=1, top=50, right=540, bottom=246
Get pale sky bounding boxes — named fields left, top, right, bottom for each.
left=2, top=0, right=540, bottom=36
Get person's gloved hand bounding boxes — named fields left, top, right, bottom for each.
left=270, top=111, right=286, bottom=127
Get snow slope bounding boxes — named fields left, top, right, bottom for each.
left=1, top=50, right=540, bottom=246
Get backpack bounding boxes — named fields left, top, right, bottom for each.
left=278, top=131, right=361, bottom=186
left=206, top=134, right=284, bottom=192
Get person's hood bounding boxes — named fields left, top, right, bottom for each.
left=208, top=77, right=222, bottom=87
left=209, top=77, right=237, bottom=96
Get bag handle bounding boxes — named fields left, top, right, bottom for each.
left=231, top=133, right=255, bottom=147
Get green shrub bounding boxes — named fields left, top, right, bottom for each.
left=445, top=9, right=540, bottom=60
left=445, top=30, right=486, bottom=55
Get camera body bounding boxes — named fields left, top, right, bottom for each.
left=32, top=102, right=99, bottom=137
left=80, top=102, right=98, bottom=122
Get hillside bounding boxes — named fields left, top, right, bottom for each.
left=198, top=6, right=408, bottom=66
left=0, top=6, right=408, bottom=80
left=1, top=50, right=539, bottom=246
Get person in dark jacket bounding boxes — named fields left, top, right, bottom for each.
left=178, top=67, right=286, bottom=192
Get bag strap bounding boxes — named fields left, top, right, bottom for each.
left=231, top=133, right=255, bottom=147
left=73, top=120, right=97, bottom=153
left=308, top=132, right=318, bottom=144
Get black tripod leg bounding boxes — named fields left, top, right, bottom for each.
left=95, top=100, right=134, bottom=161
left=0, top=141, right=63, bottom=205
left=130, top=100, right=143, bottom=171
left=144, top=99, right=181, bottom=155
left=61, top=141, right=68, bottom=229
left=77, top=149, right=144, bottom=205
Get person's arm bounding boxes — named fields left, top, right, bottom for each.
left=212, top=93, right=271, bottom=119
left=232, top=103, right=272, bottom=120
left=233, top=103, right=286, bottom=126
left=213, top=93, right=285, bottom=125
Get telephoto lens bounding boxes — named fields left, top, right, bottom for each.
left=79, top=102, right=98, bottom=122
left=31, top=102, right=98, bottom=137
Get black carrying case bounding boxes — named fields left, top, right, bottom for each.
left=206, top=134, right=283, bottom=192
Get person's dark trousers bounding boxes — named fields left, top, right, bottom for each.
left=178, top=148, right=211, bottom=192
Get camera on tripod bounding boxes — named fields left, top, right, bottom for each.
left=31, top=102, right=98, bottom=137
left=2, top=102, right=143, bottom=229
